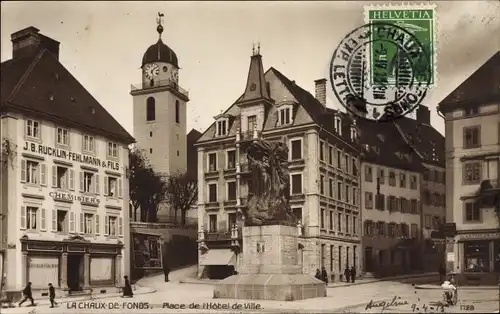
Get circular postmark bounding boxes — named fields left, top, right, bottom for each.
left=329, top=22, right=432, bottom=122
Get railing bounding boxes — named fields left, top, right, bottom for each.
left=130, top=215, right=197, bottom=229
left=130, top=79, right=189, bottom=98
left=237, top=130, right=262, bottom=141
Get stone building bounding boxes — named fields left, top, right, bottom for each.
left=0, top=27, right=134, bottom=295
left=358, top=107, right=445, bottom=276
left=438, top=51, right=500, bottom=285
left=195, top=49, right=361, bottom=280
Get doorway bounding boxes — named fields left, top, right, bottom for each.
left=364, top=247, right=373, bottom=272
left=67, top=255, right=83, bottom=291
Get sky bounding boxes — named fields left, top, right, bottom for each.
left=1, top=1, right=499, bottom=137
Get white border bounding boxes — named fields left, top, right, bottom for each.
left=363, top=2, right=438, bottom=88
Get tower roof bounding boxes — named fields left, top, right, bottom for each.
left=142, top=39, right=178, bottom=68
left=237, top=45, right=271, bottom=104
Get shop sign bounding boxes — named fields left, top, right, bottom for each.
left=49, top=191, right=100, bottom=204
left=24, top=141, right=120, bottom=170
left=446, top=252, right=455, bottom=262
left=30, top=263, right=58, bottom=268
left=27, top=244, right=63, bottom=251
left=458, top=232, right=500, bottom=241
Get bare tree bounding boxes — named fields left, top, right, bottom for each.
left=128, top=149, right=166, bottom=222
left=163, top=172, right=198, bottom=225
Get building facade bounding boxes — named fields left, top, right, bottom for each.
left=0, top=27, right=134, bottom=294
left=196, top=49, right=361, bottom=280
left=438, top=51, right=500, bottom=285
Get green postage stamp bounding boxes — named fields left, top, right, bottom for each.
left=364, top=4, right=437, bottom=87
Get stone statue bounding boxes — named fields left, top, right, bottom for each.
left=243, top=138, right=295, bottom=225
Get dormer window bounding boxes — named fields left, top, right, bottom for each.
left=334, top=115, right=342, bottom=135
left=216, top=119, right=229, bottom=137
left=350, top=126, right=357, bottom=141
left=278, top=106, right=292, bottom=126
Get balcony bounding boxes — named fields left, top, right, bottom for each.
left=130, top=79, right=189, bottom=99
left=236, top=130, right=262, bottom=142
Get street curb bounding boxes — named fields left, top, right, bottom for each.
left=415, top=285, right=499, bottom=290
left=180, top=273, right=438, bottom=287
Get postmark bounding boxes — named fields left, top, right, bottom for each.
left=364, top=4, right=437, bottom=87
left=329, top=22, right=432, bottom=122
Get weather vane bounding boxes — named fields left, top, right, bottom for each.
left=156, top=12, right=165, bottom=38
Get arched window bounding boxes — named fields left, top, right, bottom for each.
left=146, top=97, right=155, bottom=121
left=175, top=100, right=180, bottom=123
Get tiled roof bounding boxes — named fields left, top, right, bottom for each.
left=1, top=49, right=135, bottom=144
left=439, top=51, right=500, bottom=110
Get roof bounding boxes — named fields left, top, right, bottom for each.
left=142, top=39, right=178, bottom=68
left=357, top=109, right=445, bottom=171
left=1, top=49, right=135, bottom=144
left=237, top=53, right=271, bottom=103
left=439, top=51, right=500, bottom=111
left=197, top=65, right=357, bottom=153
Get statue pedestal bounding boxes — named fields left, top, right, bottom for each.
left=213, top=224, right=326, bottom=301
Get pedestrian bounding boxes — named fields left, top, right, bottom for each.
left=18, top=282, right=35, bottom=307
left=321, top=266, right=328, bottom=284
left=439, top=264, right=446, bottom=283
left=314, top=269, right=321, bottom=280
left=163, top=259, right=170, bottom=282
left=344, top=267, right=351, bottom=283
left=48, top=283, right=57, bottom=308
left=122, top=276, right=133, bottom=297
left=350, top=266, right=356, bottom=283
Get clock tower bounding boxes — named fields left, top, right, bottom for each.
left=131, top=13, right=189, bottom=177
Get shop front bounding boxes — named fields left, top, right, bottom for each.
left=20, top=235, right=123, bottom=295
left=455, top=232, right=500, bottom=285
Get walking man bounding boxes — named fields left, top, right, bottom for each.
left=163, top=259, right=170, bottom=282
left=48, top=283, right=57, bottom=308
left=321, top=266, right=329, bottom=284
left=344, top=267, right=351, bottom=283
left=350, top=266, right=356, bottom=283
left=18, top=282, right=35, bottom=307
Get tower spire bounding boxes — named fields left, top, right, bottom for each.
left=156, top=12, right=165, bottom=39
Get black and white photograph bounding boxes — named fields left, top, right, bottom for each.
left=0, top=1, right=499, bottom=313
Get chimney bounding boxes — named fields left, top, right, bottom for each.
left=416, top=105, right=431, bottom=124
left=11, top=26, right=60, bottom=60
left=314, top=78, right=327, bottom=106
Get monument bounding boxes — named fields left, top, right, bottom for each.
left=213, top=139, right=326, bottom=301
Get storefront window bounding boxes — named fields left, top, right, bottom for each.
left=494, top=240, right=500, bottom=272
left=464, top=241, right=490, bottom=272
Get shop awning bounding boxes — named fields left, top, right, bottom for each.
left=199, top=249, right=236, bottom=266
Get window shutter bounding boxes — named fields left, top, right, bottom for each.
left=82, top=134, right=85, bottom=152
left=24, top=120, right=28, bottom=136
left=40, top=164, right=47, bottom=186
left=51, top=166, right=57, bottom=187
left=104, top=216, right=109, bottom=236
left=95, top=215, right=100, bottom=235
left=118, top=179, right=123, bottom=198
left=20, top=206, right=26, bottom=229
left=79, top=213, right=84, bottom=234
left=55, top=127, right=58, bottom=145
left=118, top=217, right=123, bottom=236
left=51, top=210, right=57, bottom=232
left=104, top=176, right=109, bottom=196
left=69, top=212, right=75, bottom=233
left=40, top=208, right=46, bottom=231
left=95, top=174, right=100, bottom=194
left=79, top=172, right=84, bottom=192
left=69, top=169, right=75, bottom=190
left=21, top=160, right=27, bottom=183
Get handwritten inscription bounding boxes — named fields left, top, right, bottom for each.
left=411, top=303, right=445, bottom=313
left=365, top=296, right=409, bottom=311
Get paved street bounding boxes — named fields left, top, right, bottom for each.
left=2, top=267, right=498, bottom=314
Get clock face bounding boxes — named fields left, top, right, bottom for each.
left=145, top=64, right=160, bottom=80
left=171, top=69, right=179, bottom=83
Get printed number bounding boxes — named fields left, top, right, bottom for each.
left=460, top=305, right=475, bottom=311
